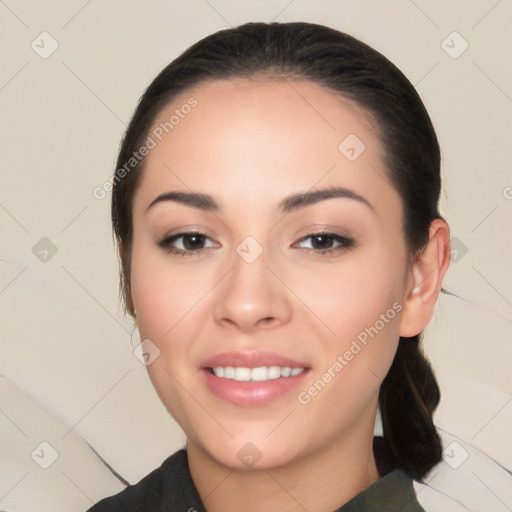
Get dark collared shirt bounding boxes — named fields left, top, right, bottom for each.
left=87, top=441, right=425, bottom=511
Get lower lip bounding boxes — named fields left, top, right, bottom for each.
left=201, top=368, right=310, bottom=407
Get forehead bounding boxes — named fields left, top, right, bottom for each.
left=133, top=78, right=400, bottom=218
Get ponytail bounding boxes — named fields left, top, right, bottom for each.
left=377, top=334, right=442, bottom=481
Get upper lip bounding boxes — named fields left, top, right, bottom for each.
left=201, top=351, right=310, bottom=369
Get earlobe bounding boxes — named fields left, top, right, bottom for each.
left=399, top=218, right=451, bottom=337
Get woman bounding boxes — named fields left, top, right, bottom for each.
left=88, top=21, right=450, bottom=511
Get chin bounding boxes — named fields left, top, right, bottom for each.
left=195, top=433, right=307, bottom=471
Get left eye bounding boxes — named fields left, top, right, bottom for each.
left=294, top=232, right=354, bottom=254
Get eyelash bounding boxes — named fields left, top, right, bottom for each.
left=157, top=231, right=354, bottom=257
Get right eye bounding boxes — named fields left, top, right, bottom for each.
left=157, top=231, right=218, bottom=256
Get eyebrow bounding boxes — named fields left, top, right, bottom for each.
left=146, top=186, right=376, bottom=215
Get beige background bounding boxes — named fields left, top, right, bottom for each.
left=1, top=0, right=511, bottom=509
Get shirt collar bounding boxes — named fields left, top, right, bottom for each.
left=161, top=449, right=424, bottom=512
left=336, top=468, right=425, bottom=511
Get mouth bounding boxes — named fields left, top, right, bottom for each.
left=205, top=365, right=307, bottom=381
left=199, top=351, right=311, bottom=407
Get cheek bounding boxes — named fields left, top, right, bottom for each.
left=129, top=240, right=201, bottom=334
left=293, top=272, right=403, bottom=428
left=288, top=244, right=405, bottom=394
left=129, top=242, right=219, bottom=385
left=128, top=245, right=205, bottom=422
left=289, top=247, right=405, bottom=339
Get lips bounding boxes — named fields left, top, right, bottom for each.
left=199, top=351, right=311, bottom=407
left=200, top=350, right=310, bottom=370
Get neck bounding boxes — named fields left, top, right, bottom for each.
left=187, top=415, right=380, bottom=512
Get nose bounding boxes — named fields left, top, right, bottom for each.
left=212, top=247, right=292, bottom=333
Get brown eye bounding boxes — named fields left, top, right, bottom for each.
left=157, top=231, right=217, bottom=256
left=294, top=232, right=354, bottom=255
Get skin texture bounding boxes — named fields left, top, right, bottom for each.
left=126, top=78, right=450, bottom=511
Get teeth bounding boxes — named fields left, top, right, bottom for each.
left=281, top=367, right=291, bottom=377
left=234, top=367, right=251, bottom=381
left=267, top=366, right=281, bottom=379
left=212, top=366, right=305, bottom=381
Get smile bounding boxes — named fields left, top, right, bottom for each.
left=209, top=366, right=306, bottom=381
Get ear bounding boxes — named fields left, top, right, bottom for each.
left=399, top=218, right=451, bottom=337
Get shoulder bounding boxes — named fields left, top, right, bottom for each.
left=87, top=449, right=189, bottom=512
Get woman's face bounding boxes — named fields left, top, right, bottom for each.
left=129, top=78, right=413, bottom=469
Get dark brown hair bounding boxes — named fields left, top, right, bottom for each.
left=111, top=21, right=443, bottom=481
